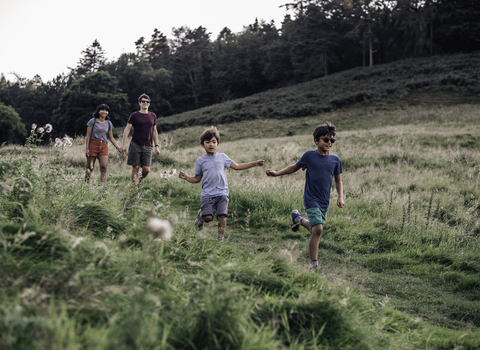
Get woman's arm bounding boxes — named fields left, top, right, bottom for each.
left=108, top=130, right=120, bottom=151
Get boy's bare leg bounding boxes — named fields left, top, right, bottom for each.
left=308, top=223, right=323, bottom=261
left=217, top=216, right=227, bottom=241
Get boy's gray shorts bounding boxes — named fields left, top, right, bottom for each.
left=200, top=196, right=229, bottom=217
left=127, top=141, right=153, bottom=167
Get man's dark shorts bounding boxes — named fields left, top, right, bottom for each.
left=201, top=196, right=229, bottom=217
left=127, top=141, right=152, bottom=167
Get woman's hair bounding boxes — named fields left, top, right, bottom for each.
left=313, top=122, right=336, bottom=140
left=93, top=104, right=110, bottom=120
left=200, top=126, right=220, bottom=144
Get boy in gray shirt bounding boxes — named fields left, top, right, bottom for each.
left=179, top=127, right=264, bottom=241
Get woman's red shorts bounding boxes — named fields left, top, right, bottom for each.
left=88, top=139, right=109, bottom=157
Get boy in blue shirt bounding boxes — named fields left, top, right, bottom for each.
left=179, top=127, right=265, bottom=241
left=266, top=122, right=344, bottom=271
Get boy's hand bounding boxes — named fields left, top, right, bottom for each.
left=337, top=197, right=344, bottom=208
left=179, top=171, right=187, bottom=180
left=255, top=160, right=265, bottom=167
left=265, top=169, right=277, bottom=177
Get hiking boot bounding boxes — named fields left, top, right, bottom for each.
left=290, top=209, right=303, bottom=232
left=194, top=209, right=203, bottom=230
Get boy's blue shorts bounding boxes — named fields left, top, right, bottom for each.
left=305, top=207, right=327, bottom=227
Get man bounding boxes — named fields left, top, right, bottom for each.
left=119, top=93, right=161, bottom=185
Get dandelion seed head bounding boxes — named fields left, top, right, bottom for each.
left=31, top=124, right=37, bottom=130
left=148, top=218, right=173, bottom=240
left=44, top=124, right=53, bottom=133
left=37, top=127, right=44, bottom=134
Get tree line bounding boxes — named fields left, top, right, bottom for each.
left=1, top=0, right=479, bottom=143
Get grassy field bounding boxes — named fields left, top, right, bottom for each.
left=1, top=94, right=480, bottom=349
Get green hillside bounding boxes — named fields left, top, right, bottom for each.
left=1, top=54, right=480, bottom=349
left=157, top=52, right=480, bottom=132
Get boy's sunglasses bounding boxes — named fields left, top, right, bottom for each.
left=140, top=100, right=150, bottom=103
left=319, top=137, right=335, bottom=144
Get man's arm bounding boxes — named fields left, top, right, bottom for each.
left=118, top=123, right=132, bottom=153
left=153, top=125, right=160, bottom=157
left=179, top=171, right=202, bottom=183
left=230, top=160, right=265, bottom=170
left=266, top=164, right=301, bottom=177
left=335, top=174, right=344, bottom=208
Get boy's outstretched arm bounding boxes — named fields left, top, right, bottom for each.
left=266, top=164, right=301, bottom=177
left=179, top=171, right=202, bottom=183
left=335, top=174, right=344, bottom=208
left=230, top=160, right=265, bottom=170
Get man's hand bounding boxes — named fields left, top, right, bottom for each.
left=337, top=197, right=344, bottom=208
left=155, top=147, right=160, bottom=157
left=254, top=160, right=265, bottom=167
left=118, top=146, right=126, bottom=154
left=179, top=171, right=187, bottom=180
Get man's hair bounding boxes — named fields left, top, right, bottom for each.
left=93, top=103, right=110, bottom=120
left=313, top=122, right=336, bottom=140
left=138, top=93, right=150, bottom=102
left=200, top=126, right=220, bottom=144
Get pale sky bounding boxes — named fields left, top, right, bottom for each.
left=0, top=0, right=290, bottom=82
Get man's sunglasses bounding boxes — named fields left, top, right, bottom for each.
left=140, top=100, right=150, bottom=103
left=319, top=137, right=335, bottom=144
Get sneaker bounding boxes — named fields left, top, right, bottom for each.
left=217, top=236, right=224, bottom=242
left=194, top=209, right=203, bottom=230
left=290, top=210, right=303, bottom=232
left=309, top=261, right=323, bottom=274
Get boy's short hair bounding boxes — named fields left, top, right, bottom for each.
left=138, top=93, right=150, bottom=102
left=313, top=122, right=336, bottom=140
left=200, top=126, right=220, bottom=144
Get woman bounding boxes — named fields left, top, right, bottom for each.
left=85, top=104, right=121, bottom=184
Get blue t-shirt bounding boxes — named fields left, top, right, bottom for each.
left=296, top=150, right=343, bottom=211
left=195, top=153, right=233, bottom=200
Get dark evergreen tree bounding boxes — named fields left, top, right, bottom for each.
left=75, top=39, right=107, bottom=76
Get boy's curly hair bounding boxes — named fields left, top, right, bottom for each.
left=313, top=122, right=336, bottom=141
left=200, top=126, right=220, bottom=144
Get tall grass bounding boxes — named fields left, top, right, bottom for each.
left=1, top=101, right=480, bottom=349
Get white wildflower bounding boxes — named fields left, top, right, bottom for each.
left=31, top=123, right=37, bottom=130
left=148, top=218, right=173, bottom=240
left=167, top=169, right=177, bottom=177
left=54, top=138, right=63, bottom=148
left=37, top=127, right=44, bottom=134
left=44, top=124, right=53, bottom=133
left=106, top=226, right=113, bottom=233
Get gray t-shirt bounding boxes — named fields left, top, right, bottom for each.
left=195, top=152, right=233, bottom=200
left=87, top=118, right=112, bottom=143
